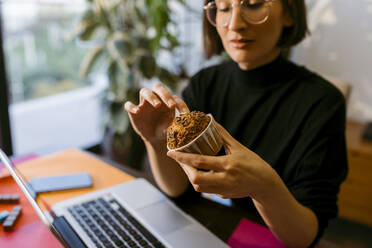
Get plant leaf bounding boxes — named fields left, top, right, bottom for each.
left=165, top=32, right=180, bottom=49
left=146, top=0, right=170, bottom=52
left=139, top=55, right=156, bottom=79
left=107, top=32, right=132, bottom=74
left=79, top=45, right=104, bottom=78
left=79, top=22, right=100, bottom=40
left=113, top=39, right=132, bottom=58
left=95, top=0, right=113, bottom=30
left=136, top=36, right=151, bottom=51
left=112, top=105, right=129, bottom=134
left=158, top=67, right=178, bottom=90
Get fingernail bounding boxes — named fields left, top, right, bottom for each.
left=168, top=99, right=176, bottom=107
left=167, top=151, right=174, bottom=156
left=153, top=100, right=161, bottom=106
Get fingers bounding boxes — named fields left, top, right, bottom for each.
left=173, top=96, right=189, bottom=114
left=167, top=151, right=224, bottom=171
left=214, top=120, right=240, bottom=149
left=152, top=83, right=189, bottom=113
left=152, top=83, right=177, bottom=108
left=124, top=101, right=139, bottom=114
left=216, top=194, right=236, bottom=199
left=139, top=88, right=161, bottom=108
left=179, top=162, right=223, bottom=186
left=179, top=163, right=229, bottom=194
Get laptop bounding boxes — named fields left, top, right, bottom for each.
left=0, top=149, right=228, bottom=248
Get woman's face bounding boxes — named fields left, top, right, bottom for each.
left=215, top=0, right=293, bottom=70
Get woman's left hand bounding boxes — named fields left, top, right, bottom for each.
left=167, top=121, right=280, bottom=200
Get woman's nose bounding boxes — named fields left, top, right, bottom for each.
left=228, top=4, right=248, bottom=30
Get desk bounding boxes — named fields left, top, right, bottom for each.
left=1, top=149, right=264, bottom=245
left=338, top=120, right=372, bottom=226
left=99, top=154, right=265, bottom=242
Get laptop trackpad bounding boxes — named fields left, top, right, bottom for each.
left=138, top=201, right=192, bottom=235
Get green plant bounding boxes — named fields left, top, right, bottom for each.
left=73, top=0, right=188, bottom=166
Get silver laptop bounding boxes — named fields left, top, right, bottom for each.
left=0, top=149, right=228, bottom=248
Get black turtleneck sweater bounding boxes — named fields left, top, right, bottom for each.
left=181, top=56, right=348, bottom=244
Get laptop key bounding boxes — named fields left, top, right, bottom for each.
left=97, top=233, right=106, bottom=240
left=124, top=224, right=132, bottom=230
left=91, top=238, right=100, bottom=245
left=88, top=209, right=96, bottom=215
left=126, top=217, right=160, bottom=243
left=153, top=242, right=166, bottom=248
left=113, top=224, right=122, bottom=232
left=102, top=225, right=110, bottom=232
left=82, top=202, right=90, bottom=208
left=114, top=239, right=124, bottom=246
left=133, top=234, right=142, bottom=241
left=77, top=198, right=166, bottom=248
left=98, top=198, right=110, bottom=207
left=102, top=239, right=111, bottom=245
left=139, top=240, right=149, bottom=246
left=117, top=216, right=127, bottom=225
left=121, top=234, right=131, bottom=241
left=110, top=235, right=120, bottom=242
left=127, top=241, right=136, bottom=247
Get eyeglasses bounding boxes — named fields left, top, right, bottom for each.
left=204, top=0, right=275, bottom=27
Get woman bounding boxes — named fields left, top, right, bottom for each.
left=124, top=0, right=348, bottom=247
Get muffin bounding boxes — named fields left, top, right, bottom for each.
left=167, top=111, right=210, bottom=149
left=167, top=111, right=223, bottom=156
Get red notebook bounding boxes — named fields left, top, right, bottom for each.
left=227, top=218, right=286, bottom=248
left=0, top=155, right=62, bottom=247
left=0, top=149, right=134, bottom=247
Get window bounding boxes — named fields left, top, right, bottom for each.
left=2, top=0, right=106, bottom=155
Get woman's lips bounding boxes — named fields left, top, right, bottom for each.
left=229, top=39, right=254, bottom=48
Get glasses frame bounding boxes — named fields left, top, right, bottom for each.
left=204, top=0, right=275, bottom=27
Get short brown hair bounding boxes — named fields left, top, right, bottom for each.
left=203, top=0, right=309, bottom=59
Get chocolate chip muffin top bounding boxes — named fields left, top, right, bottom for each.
left=167, top=111, right=210, bottom=149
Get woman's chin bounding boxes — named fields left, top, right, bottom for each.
left=230, top=53, right=257, bottom=68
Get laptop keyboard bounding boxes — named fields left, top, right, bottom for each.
left=67, top=197, right=166, bottom=248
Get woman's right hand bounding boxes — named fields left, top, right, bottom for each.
left=124, top=83, right=189, bottom=145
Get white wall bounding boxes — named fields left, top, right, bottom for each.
left=291, top=0, right=372, bottom=122
left=9, top=79, right=106, bottom=156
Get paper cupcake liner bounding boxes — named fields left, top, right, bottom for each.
left=168, top=114, right=223, bottom=156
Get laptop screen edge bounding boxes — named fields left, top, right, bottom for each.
left=0, top=148, right=69, bottom=247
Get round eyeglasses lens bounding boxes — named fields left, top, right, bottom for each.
left=205, top=2, right=218, bottom=26
left=205, top=0, right=271, bottom=27
left=241, top=0, right=270, bottom=24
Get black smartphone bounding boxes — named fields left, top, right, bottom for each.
left=29, top=172, right=93, bottom=193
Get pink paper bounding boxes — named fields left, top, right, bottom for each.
left=0, top=154, right=38, bottom=168
left=227, top=218, right=286, bottom=248
left=0, top=154, right=38, bottom=178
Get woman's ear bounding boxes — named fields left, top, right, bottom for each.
left=283, top=14, right=293, bottom=28
left=282, top=0, right=294, bottom=27
left=283, top=13, right=294, bottom=27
